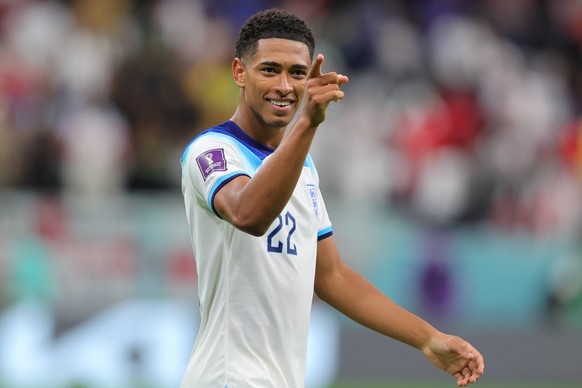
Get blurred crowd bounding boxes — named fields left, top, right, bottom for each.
left=0, top=0, right=581, bottom=240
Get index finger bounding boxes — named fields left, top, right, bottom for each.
left=308, top=53, right=324, bottom=79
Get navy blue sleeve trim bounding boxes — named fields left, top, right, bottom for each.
left=209, top=172, right=251, bottom=218
left=317, top=230, right=333, bottom=241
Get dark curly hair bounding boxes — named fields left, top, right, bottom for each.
left=235, top=9, right=315, bottom=60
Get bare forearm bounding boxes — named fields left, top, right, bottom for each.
left=218, top=117, right=317, bottom=235
left=316, top=266, right=438, bottom=350
left=244, top=119, right=315, bottom=218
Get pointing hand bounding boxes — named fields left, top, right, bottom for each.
left=303, top=53, right=349, bottom=127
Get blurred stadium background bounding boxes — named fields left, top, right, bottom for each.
left=1, top=0, right=582, bottom=387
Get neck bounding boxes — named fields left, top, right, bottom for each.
left=230, top=106, right=286, bottom=148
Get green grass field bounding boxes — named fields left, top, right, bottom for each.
left=2, top=381, right=579, bottom=388
left=329, top=380, right=581, bottom=388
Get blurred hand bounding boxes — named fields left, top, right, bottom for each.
left=421, top=333, right=485, bottom=386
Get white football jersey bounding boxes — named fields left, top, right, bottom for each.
left=180, top=120, right=333, bottom=388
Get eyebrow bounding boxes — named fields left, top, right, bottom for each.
left=258, top=61, right=309, bottom=71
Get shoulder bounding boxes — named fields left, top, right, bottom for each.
left=304, top=153, right=320, bottom=181
left=181, top=125, right=239, bottom=166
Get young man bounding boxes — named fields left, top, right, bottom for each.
left=180, top=8, right=484, bottom=388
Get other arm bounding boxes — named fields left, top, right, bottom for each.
left=314, top=236, right=485, bottom=387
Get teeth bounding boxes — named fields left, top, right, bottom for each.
left=269, top=99, right=290, bottom=107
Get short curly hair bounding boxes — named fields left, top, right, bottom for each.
left=235, top=9, right=315, bottom=60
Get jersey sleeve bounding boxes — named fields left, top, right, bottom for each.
left=306, top=154, right=333, bottom=241
left=316, top=188, right=333, bottom=241
left=182, top=134, right=251, bottom=216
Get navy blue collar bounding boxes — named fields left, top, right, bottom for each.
left=209, top=120, right=276, bottom=160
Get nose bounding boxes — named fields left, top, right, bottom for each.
left=275, top=74, right=293, bottom=95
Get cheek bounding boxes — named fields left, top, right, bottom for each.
left=295, top=86, right=306, bottom=102
left=244, top=85, right=262, bottom=105
left=248, top=80, right=268, bottom=99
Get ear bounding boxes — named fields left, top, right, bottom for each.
left=232, top=57, right=245, bottom=88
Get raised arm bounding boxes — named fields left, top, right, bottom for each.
left=314, top=236, right=485, bottom=386
left=214, top=54, right=348, bottom=236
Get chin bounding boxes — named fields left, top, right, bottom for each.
left=268, top=120, right=290, bottom=128
left=264, top=116, right=292, bottom=128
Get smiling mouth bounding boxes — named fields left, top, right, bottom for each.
left=267, top=99, right=292, bottom=107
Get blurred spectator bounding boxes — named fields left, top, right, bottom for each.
left=0, top=0, right=579, bottom=239
left=56, top=101, right=130, bottom=198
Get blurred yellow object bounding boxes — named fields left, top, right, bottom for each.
left=183, top=60, right=239, bottom=129
left=71, top=0, right=130, bottom=30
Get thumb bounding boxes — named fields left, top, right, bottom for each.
left=308, top=53, right=324, bottom=79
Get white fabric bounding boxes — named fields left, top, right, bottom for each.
left=180, top=121, right=332, bottom=388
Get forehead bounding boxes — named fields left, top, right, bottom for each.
left=250, top=38, right=311, bottom=66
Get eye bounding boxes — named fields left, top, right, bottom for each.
left=261, top=67, right=277, bottom=75
left=291, top=70, right=307, bottom=78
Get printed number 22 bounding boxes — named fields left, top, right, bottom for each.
left=267, top=211, right=297, bottom=255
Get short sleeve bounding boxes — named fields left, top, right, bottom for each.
left=305, top=155, right=333, bottom=240
left=182, top=133, right=251, bottom=216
